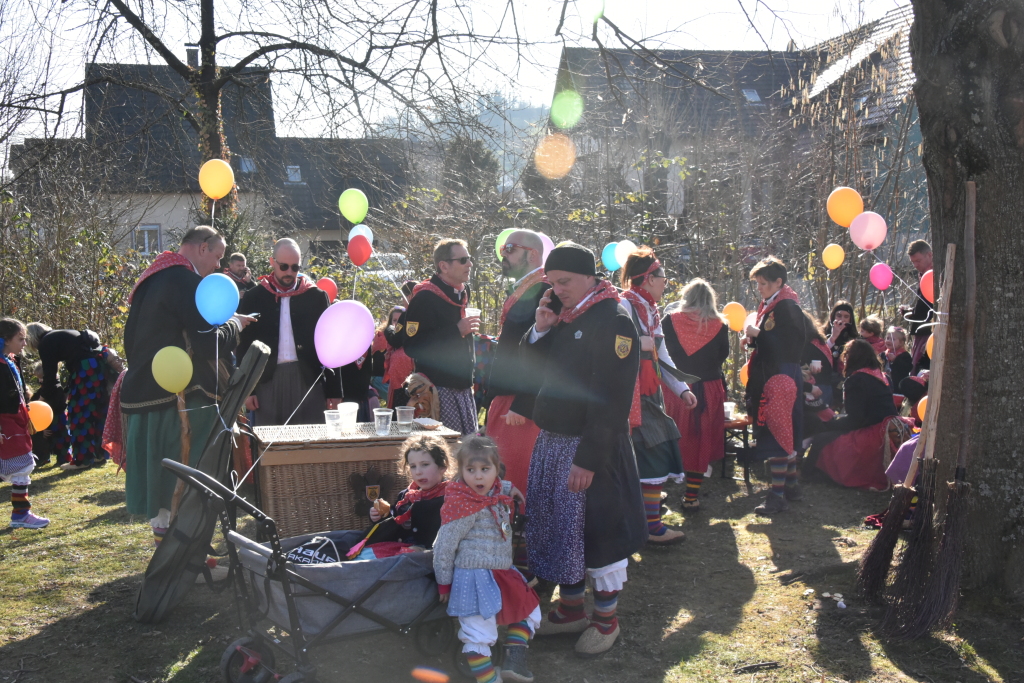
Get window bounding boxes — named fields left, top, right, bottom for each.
left=742, top=89, right=761, bottom=103
left=135, top=225, right=160, bottom=254
left=285, top=165, right=303, bottom=183
left=239, top=157, right=256, bottom=173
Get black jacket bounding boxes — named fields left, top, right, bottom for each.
left=830, top=371, right=897, bottom=433
left=37, top=329, right=102, bottom=407
left=237, top=282, right=342, bottom=398
left=122, top=266, right=241, bottom=413
left=661, top=315, right=730, bottom=383
left=488, top=280, right=550, bottom=416
left=401, top=275, right=475, bottom=389
left=887, top=350, right=913, bottom=388
left=802, top=340, right=839, bottom=396
left=0, top=356, right=29, bottom=415
left=340, top=351, right=373, bottom=402
left=746, top=297, right=806, bottom=409
left=525, top=296, right=646, bottom=568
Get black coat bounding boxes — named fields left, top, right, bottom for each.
left=661, top=315, right=730, bottom=383
left=0, top=356, right=29, bottom=415
left=237, top=283, right=342, bottom=398
left=487, top=280, right=550, bottom=416
left=525, top=296, right=647, bottom=568
left=830, top=372, right=897, bottom=433
left=801, top=340, right=839, bottom=396
left=36, top=329, right=103, bottom=407
left=400, top=275, right=475, bottom=390
left=745, top=297, right=806, bottom=413
left=887, top=351, right=913, bottom=388
left=122, top=266, right=241, bottom=413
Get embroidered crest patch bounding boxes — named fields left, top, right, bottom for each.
left=365, top=485, right=380, bottom=502
left=394, top=323, right=403, bottom=333
left=406, top=321, right=419, bottom=337
left=614, top=335, right=633, bottom=359
left=764, top=313, right=776, bottom=331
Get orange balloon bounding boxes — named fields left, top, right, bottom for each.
left=534, top=133, right=576, bottom=180
left=740, top=363, right=750, bottom=387
left=826, top=187, right=864, bottom=228
left=926, top=334, right=934, bottom=359
left=411, top=668, right=450, bottom=683
left=198, top=159, right=235, bottom=200
left=722, top=302, right=747, bottom=332
left=27, top=401, right=53, bottom=431
left=917, top=396, right=928, bottom=419
left=920, top=270, right=934, bottom=303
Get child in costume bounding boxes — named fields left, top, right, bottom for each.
left=0, top=319, right=50, bottom=529
left=433, top=436, right=539, bottom=683
left=368, top=434, right=450, bottom=548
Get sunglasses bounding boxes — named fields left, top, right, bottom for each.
left=277, top=263, right=300, bottom=272
left=500, top=243, right=536, bottom=256
left=444, top=257, right=472, bottom=265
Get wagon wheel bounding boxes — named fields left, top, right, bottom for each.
left=415, top=617, right=456, bottom=656
left=220, top=636, right=276, bottom=683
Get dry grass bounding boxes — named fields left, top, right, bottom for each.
left=0, top=462, right=1020, bottom=683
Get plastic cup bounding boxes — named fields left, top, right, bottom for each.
left=723, top=402, right=735, bottom=420
left=395, top=406, right=415, bottom=434
left=337, top=402, right=359, bottom=432
left=465, top=307, right=481, bottom=319
left=324, top=410, right=342, bottom=438
left=811, top=360, right=822, bottom=372
left=373, top=408, right=393, bottom=436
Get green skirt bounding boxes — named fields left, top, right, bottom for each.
left=124, top=394, right=217, bottom=519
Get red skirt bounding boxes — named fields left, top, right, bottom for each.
left=485, top=394, right=541, bottom=498
left=816, top=417, right=907, bottom=491
left=663, top=378, right=725, bottom=473
left=493, top=568, right=540, bottom=625
left=386, top=348, right=415, bottom=408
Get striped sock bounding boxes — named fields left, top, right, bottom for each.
left=683, top=472, right=703, bottom=503
left=641, top=483, right=666, bottom=535
left=769, top=457, right=789, bottom=496
left=153, top=527, right=167, bottom=548
left=785, top=455, right=799, bottom=485
left=10, top=485, right=29, bottom=520
left=551, top=580, right=586, bottom=623
left=466, top=653, right=497, bottom=683
left=506, top=619, right=531, bottom=647
left=592, top=589, right=619, bottom=634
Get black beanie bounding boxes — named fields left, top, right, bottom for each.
left=545, top=242, right=596, bottom=276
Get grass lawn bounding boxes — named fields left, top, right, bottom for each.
left=1, top=460, right=1021, bottom=683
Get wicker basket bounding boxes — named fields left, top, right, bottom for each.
left=254, top=422, right=461, bottom=538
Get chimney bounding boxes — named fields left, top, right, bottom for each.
left=186, top=46, right=199, bottom=69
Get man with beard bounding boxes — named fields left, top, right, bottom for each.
left=238, top=238, right=342, bottom=425
left=485, top=229, right=549, bottom=497
left=402, top=239, right=480, bottom=434
left=522, top=242, right=645, bottom=657
left=224, top=252, right=255, bottom=293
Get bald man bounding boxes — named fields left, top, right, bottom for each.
left=238, top=238, right=342, bottom=425
left=485, top=230, right=550, bottom=497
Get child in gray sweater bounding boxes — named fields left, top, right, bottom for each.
left=434, top=436, right=539, bottom=683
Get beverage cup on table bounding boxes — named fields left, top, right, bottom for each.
left=373, top=408, right=393, bottom=436
left=324, top=410, right=342, bottom=438
left=395, top=406, right=416, bottom=434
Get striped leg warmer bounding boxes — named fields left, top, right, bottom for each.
left=10, top=484, right=29, bottom=520
left=592, top=590, right=619, bottom=634
left=769, top=457, right=789, bottom=496
left=505, top=619, right=531, bottom=647
left=641, top=483, right=667, bottom=535
left=551, top=580, right=586, bottom=623
left=785, top=454, right=799, bottom=486
left=466, top=653, right=498, bottom=683
left=683, top=472, right=703, bottom=503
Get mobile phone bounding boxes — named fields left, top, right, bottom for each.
left=247, top=312, right=261, bottom=319
left=547, top=292, right=563, bottom=315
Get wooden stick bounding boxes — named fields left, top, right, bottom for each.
left=921, top=243, right=956, bottom=464
left=957, top=182, right=977, bottom=473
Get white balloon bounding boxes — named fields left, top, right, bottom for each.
left=349, top=224, right=374, bottom=246
left=614, top=240, right=637, bottom=267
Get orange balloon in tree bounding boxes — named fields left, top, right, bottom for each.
left=920, top=270, right=934, bottom=303
left=926, top=334, right=934, bottom=359
left=826, top=186, right=864, bottom=228
left=740, top=363, right=750, bottom=387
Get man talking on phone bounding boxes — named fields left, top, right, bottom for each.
left=520, top=242, right=645, bottom=657
left=238, top=238, right=342, bottom=425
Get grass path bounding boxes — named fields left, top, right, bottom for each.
left=1, top=462, right=1020, bottom=682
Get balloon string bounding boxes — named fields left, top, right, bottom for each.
left=352, top=269, right=360, bottom=300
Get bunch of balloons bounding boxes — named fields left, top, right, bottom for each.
left=600, top=240, right=637, bottom=271
left=825, top=186, right=888, bottom=253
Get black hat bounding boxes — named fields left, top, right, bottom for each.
left=545, top=242, right=596, bottom=276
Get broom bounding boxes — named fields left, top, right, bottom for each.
left=880, top=243, right=956, bottom=639
left=907, top=181, right=978, bottom=638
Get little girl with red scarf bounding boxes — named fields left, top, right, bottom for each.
left=433, top=436, right=538, bottom=683
left=367, top=435, right=451, bottom=548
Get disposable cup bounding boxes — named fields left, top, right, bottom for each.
left=723, top=402, right=736, bottom=420
left=395, top=406, right=415, bottom=434
left=465, top=307, right=481, bottom=318
left=324, top=410, right=342, bottom=438
left=373, top=408, right=393, bottom=436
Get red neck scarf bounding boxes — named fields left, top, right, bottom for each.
left=622, top=287, right=660, bottom=336
left=669, top=312, right=724, bottom=356
left=440, top=479, right=514, bottom=539
left=501, top=268, right=545, bottom=327
left=259, top=273, right=316, bottom=302
left=393, top=479, right=448, bottom=525
left=413, top=278, right=467, bottom=310
left=223, top=268, right=249, bottom=285
left=558, top=279, right=619, bottom=325
left=755, top=285, right=800, bottom=327
left=810, top=338, right=831, bottom=361
left=128, top=252, right=196, bottom=304
left=853, top=367, right=889, bottom=385
left=371, top=330, right=388, bottom=354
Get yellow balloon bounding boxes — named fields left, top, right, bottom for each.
left=198, top=159, right=235, bottom=200
left=27, top=401, right=53, bottom=431
left=917, top=396, right=928, bottom=419
left=926, top=334, right=934, bottom=359
left=822, top=243, right=845, bottom=270
left=740, top=363, right=750, bottom=387
left=722, top=302, right=747, bottom=332
left=826, top=187, right=864, bottom=228
left=534, top=133, right=576, bottom=180
left=152, top=346, right=193, bottom=394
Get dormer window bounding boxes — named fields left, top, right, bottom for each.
left=239, top=157, right=256, bottom=173
left=286, top=165, right=302, bottom=183
left=742, top=89, right=761, bottom=103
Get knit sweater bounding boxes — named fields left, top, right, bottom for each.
left=432, top=480, right=514, bottom=588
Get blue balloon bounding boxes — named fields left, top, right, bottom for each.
left=195, top=273, right=239, bottom=325
left=601, top=242, right=621, bottom=271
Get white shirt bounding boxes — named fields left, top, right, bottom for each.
left=277, top=283, right=299, bottom=364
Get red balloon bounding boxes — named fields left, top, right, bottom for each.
left=347, top=234, right=372, bottom=267
left=317, top=277, right=338, bottom=303
left=920, top=269, right=934, bottom=303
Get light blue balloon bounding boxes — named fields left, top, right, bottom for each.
left=601, top=242, right=621, bottom=271
left=196, top=273, right=239, bottom=325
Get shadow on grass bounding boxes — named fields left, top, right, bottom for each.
left=78, top=488, right=125, bottom=506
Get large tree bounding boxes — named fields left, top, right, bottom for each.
left=910, top=0, right=1024, bottom=593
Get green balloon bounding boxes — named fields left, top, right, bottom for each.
left=338, top=188, right=369, bottom=224
left=551, top=90, right=584, bottom=130
left=495, top=228, right=516, bottom=259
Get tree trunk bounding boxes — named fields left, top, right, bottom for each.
left=910, top=0, right=1024, bottom=593
left=195, top=0, right=235, bottom=217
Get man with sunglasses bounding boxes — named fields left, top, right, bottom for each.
left=238, top=238, right=342, bottom=425
left=400, top=238, right=479, bottom=434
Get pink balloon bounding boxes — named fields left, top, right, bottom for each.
left=314, top=300, right=375, bottom=368
left=539, top=233, right=555, bottom=264
left=849, top=211, right=888, bottom=250
left=869, top=262, right=894, bottom=290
